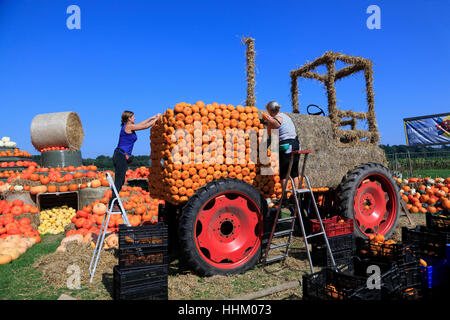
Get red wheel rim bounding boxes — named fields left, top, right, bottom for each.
left=353, top=173, right=398, bottom=236
left=194, top=191, right=262, bottom=269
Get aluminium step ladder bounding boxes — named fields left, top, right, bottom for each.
left=262, top=150, right=336, bottom=273
left=89, top=172, right=131, bottom=283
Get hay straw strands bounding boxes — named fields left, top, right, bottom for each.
left=242, top=37, right=256, bottom=107
left=289, top=51, right=379, bottom=146
left=30, top=112, right=85, bottom=152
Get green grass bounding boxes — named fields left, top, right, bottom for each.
left=399, top=169, right=450, bottom=179
left=0, top=234, right=65, bottom=300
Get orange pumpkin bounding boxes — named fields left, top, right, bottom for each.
left=90, top=179, right=101, bottom=188
left=101, top=179, right=109, bottom=187
left=93, top=203, right=107, bottom=215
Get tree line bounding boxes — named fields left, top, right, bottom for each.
left=29, top=144, right=448, bottom=170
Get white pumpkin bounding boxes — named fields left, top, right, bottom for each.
left=14, top=185, right=24, bottom=192
left=1, top=136, right=10, bottom=142
left=0, top=184, right=10, bottom=193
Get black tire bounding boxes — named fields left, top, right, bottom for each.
left=337, top=162, right=400, bottom=239
left=178, top=178, right=267, bottom=276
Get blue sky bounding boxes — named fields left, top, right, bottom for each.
left=0, top=0, right=449, bottom=157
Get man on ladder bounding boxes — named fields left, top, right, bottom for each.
left=264, top=101, right=301, bottom=192
left=262, top=101, right=335, bottom=273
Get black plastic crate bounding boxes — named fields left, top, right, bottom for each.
left=426, top=211, right=450, bottom=232
left=114, top=281, right=168, bottom=300
left=355, top=237, right=419, bottom=263
left=312, top=248, right=354, bottom=267
left=382, top=260, right=423, bottom=300
left=113, top=265, right=168, bottom=289
left=119, top=223, right=168, bottom=249
left=353, top=256, right=396, bottom=277
left=312, top=233, right=354, bottom=252
left=402, top=226, right=450, bottom=259
left=351, top=256, right=404, bottom=295
left=126, top=178, right=149, bottom=191
left=302, top=265, right=381, bottom=300
left=119, top=246, right=168, bottom=270
left=423, top=286, right=449, bottom=301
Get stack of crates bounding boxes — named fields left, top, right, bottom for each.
left=354, top=237, right=422, bottom=300
left=114, top=223, right=169, bottom=300
left=310, top=216, right=354, bottom=266
left=402, top=220, right=450, bottom=298
left=302, top=262, right=384, bottom=300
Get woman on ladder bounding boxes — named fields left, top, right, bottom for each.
left=109, top=110, right=160, bottom=210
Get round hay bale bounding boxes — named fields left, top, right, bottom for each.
left=30, top=111, right=84, bottom=152
left=79, top=187, right=109, bottom=208
left=4, top=190, right=37, bottom=206
left=64, top=223, right=76, bottom=232
left=14, top=212, right=40, bottom=229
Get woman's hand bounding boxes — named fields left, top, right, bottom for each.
left=147, top=113, right=161, bottom=127
left=126, top=113, right=161, bottom=132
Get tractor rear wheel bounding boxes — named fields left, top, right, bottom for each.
left=178, top=178, right=266, bottom=276
left=337, top=163, right=400, bottom=239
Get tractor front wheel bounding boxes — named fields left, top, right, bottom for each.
left=178, top=178, right=266, bottom=276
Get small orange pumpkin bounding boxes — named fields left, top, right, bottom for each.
left=90, top=179, right=101, bottom=188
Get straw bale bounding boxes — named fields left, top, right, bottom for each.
left=242, top=37, right=256, bottom=107
left=287, top=113, right=387, bottom=188
left=289, top=51, right=380, bottom=145
left=31, top=111, right=84, bottom=151
left=34, top=241, right=117, bottom=288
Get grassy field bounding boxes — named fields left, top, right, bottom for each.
left=0, top=234, right=64, bottom=300
left=398, top=169, right=450, bottom=179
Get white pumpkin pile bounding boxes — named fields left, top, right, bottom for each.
left=0, top=137, right=17, bottom=148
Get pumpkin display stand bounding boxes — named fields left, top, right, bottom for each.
left=13, top=212, right=41, bottom=230
left=3, top=190, right=37, bottom=207
left=40, top=150, right=83, bottom=168
left=126, top=179, right=148, bottom=191
left=79, top=187, right=110, bottom=209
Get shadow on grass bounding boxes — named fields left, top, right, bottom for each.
left=102, top=273, right=114, bottom=299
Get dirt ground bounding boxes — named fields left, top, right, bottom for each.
left=33, top=211, right=426, bottom=300
left=167, top=211, right=426, bottom=300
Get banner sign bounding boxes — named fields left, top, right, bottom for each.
left=403, top=113, right=450, bottom=146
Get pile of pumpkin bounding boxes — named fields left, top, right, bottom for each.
left=148, top=101, right=282, bottom=205
left=126, top=166, right=150, bottom=180
left=0, top=199, right=41, bottom=264
left=0, top=199, right=39, bottom=216
left=1, top=165, right=114, bottom=194
left=0, top=234, right=40, bottom=265
left=0, top=160, right=39, bottom=180
left=0, top=148, right=31, bottom=158
left=0, top=160, right=38, bottom=168
left=396, top=177, right=450, bottom=214
left=55, top=232, right=118, bottom=253
left=38, top=205, right=77, bottom=235
left=40, top=146, right=69, bottom=152
left=66, top=186, right=163, bottom=237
